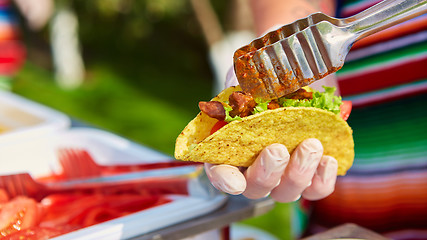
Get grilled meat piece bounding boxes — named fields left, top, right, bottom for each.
left=267, top=100, right=281, bottom=110
left=199, top=101, right=226, bottom=120
left=229, top=91, right=256, bottom=117
left=287, top=89, right=313, bottom=100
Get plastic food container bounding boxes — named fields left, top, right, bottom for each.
left=0, top=90, right=70, bottom=176
left=0, top=90, right=70, bottom=145
left=0, top=91, right=227, bottom=239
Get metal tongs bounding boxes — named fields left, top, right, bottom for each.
left=0, top=165, right=205, bottom=201
left=233, top=0, right=427, bottom=100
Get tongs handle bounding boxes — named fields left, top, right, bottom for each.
left=348, top=0, right=427, bottom=40
left=48, top=165, right=202, bottom=188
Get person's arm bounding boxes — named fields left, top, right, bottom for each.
left=14, top=0, right=54, bottom=30
left=249, top=0, right=335, bottom=36
left=250, top=0, right=339, bottom=93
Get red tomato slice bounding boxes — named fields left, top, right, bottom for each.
left=40, top=192, right=172, bottom=229
left=2, top=226, right=68, bottom=240
left=80, top=207, right=122, bottom=227
left=40, top=193, right=103, bottom=227
left=210, top=120, right=228, bottom=135
left=64, top=194, right=156, bottom=227
left=0, top=189, right=9, bottom=203
left=340, top=101, right=352, bottom=121
left=0, top=197, right=42, bottom=237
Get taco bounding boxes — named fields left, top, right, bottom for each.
left=175, top=85, right=354, bottom=175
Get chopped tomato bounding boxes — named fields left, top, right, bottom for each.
left=340, top=101, right=352, bottom=121
left=0, top=162, right=182, bottom=238
left=80, top=207, right=122, bottom=227
left=1, top=192, right=172, bottom=238
left=40, top=193, right=107, bottom=227
left=2, top=226, right=67, bottom=240
left=210, top=120, right=228, bottom=135
left=40, top=192, right=171, bottom=228
left=0, top=197, right=42, bottom=237
left=0, top=189, right=9, bottom=203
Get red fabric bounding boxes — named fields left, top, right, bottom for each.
left=338, top=57, right=427, bottom=96
left=309, top=172, right=427, bottom=233
left=351, top=16, right=427, bottom=50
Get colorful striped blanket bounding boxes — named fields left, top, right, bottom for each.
left=302, top=1, right=427, bottom=239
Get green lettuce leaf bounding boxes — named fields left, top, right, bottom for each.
left=223, top=86, right=341, bottom=122
left=224, top=106, right=242, bottom=122
left=279, top=86, right=342, bottom=114
left=252, top=98, right=270, bottom=114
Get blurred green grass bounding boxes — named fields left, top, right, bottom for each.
left=241, top=202, right=292, bottom=239
left=13, top=61, right=211, bottom=155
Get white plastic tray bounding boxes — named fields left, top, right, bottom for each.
left=56, top=129, right=226, bottom=239
left=48, top=128, right=176, bottom=175
left=0, top=92, right=227, bottom=239
left=0, top=90, right=70, bottom=176
left=0, top=90, right=70, bottom=145
left=52, top=195, right=226, bottom=240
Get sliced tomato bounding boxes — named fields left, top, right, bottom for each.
left=340, top=101, right=352, bottom=121
left=40, top=192, right=172, bottom=228
left=0, top=197, right=42, bottom=237
left=80, top=207, right=122, bottom=227
left=210, top=120, right=228, bottom=135
left=101, top=194, right=170, bottom=213
left=0, top=189, right=9, bottom=203
left=2, top=226, right=68, bottom=240
left=40, top=193, right=103, bottom=227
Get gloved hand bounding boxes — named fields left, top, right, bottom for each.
left=205, top=139, right=338, bottom=202
left=205, top=69, right=339, bottom=202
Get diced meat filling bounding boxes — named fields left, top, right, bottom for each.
left=287, top=88, right=313, bottom=100
left=267, top=100, right=281, bottom=110
left=198, top=88, right=313, bottom=120
left=228, top=91, right=256, bottom=117
left=198, top=101, right=226, bottom=120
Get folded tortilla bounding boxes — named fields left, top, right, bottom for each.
left=175, top=86, right=354, bottom=175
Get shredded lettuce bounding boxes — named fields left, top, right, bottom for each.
left=222, top=86, right=341, bottom=122
left=224, top=106, right=242, bottom=122
left=252, top=98, right=270, bottom=114
left=279, top=86, right=342, bottom=114
left=280, top=98, right=311, bottom=107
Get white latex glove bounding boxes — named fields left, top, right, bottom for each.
left=205, top=139, right=338, bottom=202
left=206, top=68, right=339, bottom=202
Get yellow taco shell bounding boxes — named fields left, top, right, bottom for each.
left=175, top=86, right=354, bottom=176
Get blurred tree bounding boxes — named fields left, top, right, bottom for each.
left=50, top=1, right=85, bottom=89
left=68, top=0, right=215, bottom=101
left=190, top=0, right=255, bottom=94
left=14, top=0, right=218, bottom=154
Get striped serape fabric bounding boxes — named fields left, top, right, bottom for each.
left=307, top=94, right=427, bottom=239
left=337, top=0, right=427, bottom=106
left=301, top=1, right=427, bottom=239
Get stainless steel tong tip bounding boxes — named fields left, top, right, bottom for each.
left=234, top=0, right=427, bottom=100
